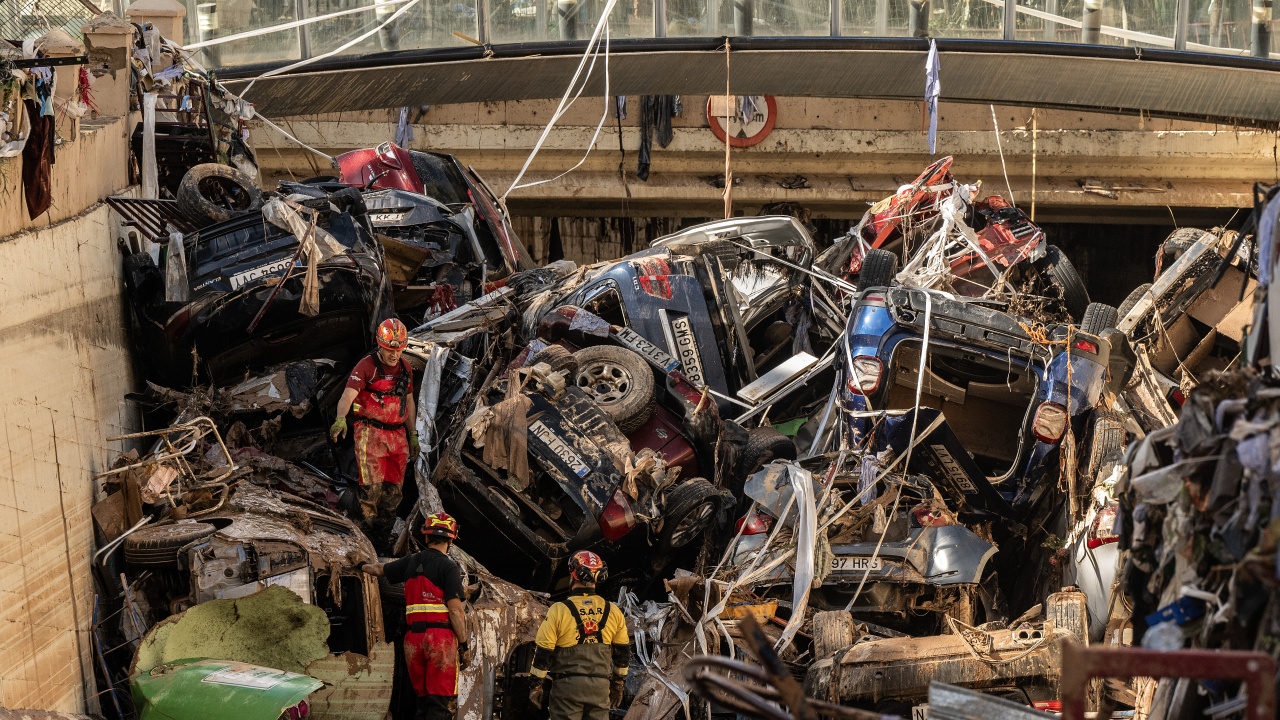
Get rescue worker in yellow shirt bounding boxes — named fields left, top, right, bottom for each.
left=528, top=551, right=631, bottom=720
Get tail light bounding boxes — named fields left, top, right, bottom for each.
left=1032, top=701, right=1062, bottom=712
left=1086, top=504, right=1120, bottom=549
left=1168, top=387, right=1187, bottom=407
left=598, top=489, right=636, bottom=541
left=1071, top=338, right=1099, bottom=354
left=846, top=356, right=883, bottom=395
left=285, top=700, right=311, bottom=719
left=735, top=511, right=775, bottom=536
left=1031, top=402, right=1069, bottom=443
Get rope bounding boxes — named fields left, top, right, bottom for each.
left=990, top=104, right=1016, bottom=206
left=722, top=39, right=732, bottom=219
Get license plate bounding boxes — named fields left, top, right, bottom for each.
left=369, top=211, right=410, bottom=224
left=669, top=316, right=706, bottom=385
left=529, top=420, right=590, bottom=477
left=830, top=556, right=883, bottom=572
left=229, top=258, right=294, bottom=291
left=616, top=327, right=681, bottom=374
left=912, top=704, right=928, bottom=720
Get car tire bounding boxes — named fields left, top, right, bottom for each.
left=571, top=345, right=655, bottom=433
left=811, top=610, right=856, bottom=659
left=858, top=248, right=899, bottom=289
left=123, top=521, right=218, bottom=569
left=659, top=478, right=720, bottom=551
left=1041, top=245, right=1090, bottom=320
left=1085, top=411, right=1127, bottom=481
left=528, top=344, right=578, bottom=376
left=1079, top=302, right=1119, bottom=335
left=176, top=163, right=263, bottom=225
left=1118, top=283, right=1153, bottom=320
left=738, top=426, right=798, bottom=478
left=1161, top=228, right=1214, bottom=269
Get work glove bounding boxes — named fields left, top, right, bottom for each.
left=329, top=416, right=348, bottom=442
left=458, top=643, right=473, bottom=670
left=529, top=679, right=548, bottom=710
left=609, top=677, right=625, bottom=709
left=408, top=431, right=421, bottom=460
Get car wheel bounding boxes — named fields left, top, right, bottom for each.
left=1079, top=302, right=1119, bottom=334
left=1085, top=411, right=1127, bottom=481
left=1040, top=245, right=1090, bottom=320
left=1160, top=227, right=1214, bottom=269
left=659, top=478, right=720, bottom=551
left=528, top=344, right=578, bottom=376
left=571, top=345, right=655, bottom=433
left=811, top=610, right=856, bottom=659
left=1118, top=283, right=1153, bottom=320
left=858, top=248, right=899, bottom=289
left=123, top=521, right=219, bottom=569
left=738, top=426, right=798, bottom=478
left=176, top=163, right=263, bottom=225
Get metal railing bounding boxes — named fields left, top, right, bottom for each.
left=184, top=0, right=1278, bottom=71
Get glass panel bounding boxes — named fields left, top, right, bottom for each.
left=1186, top=0, right=1256, bottom=53
left=923, top=0, right=1003, bottom=38
left=1116, top=0, right=1179, bottom=46
left=305, top=0, right=479, bottom=54
left=750, top=0, right=833, bottom=35
left=839, top=0, right=909, bottom=37
left=188, top=0, right=301, bottom=69
left=1014, top=0, right=1084, bottom=42
left=489, top=0, right=652, bottom=43
left=666, top=0, right=719, bottom=34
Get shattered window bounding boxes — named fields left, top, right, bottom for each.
left=315, top=574, right=370, bottom=656
left=582, top=284, right=627, bottom=327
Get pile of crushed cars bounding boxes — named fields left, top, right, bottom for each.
left=89, top=141, right=1275, bottom=720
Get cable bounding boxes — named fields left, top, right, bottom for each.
left=237, top=0, right=423, bottom=98
left=501, top=0, right=620, bottom=201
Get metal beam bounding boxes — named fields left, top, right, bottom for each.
left=219, top=38, right=1280, bottom=124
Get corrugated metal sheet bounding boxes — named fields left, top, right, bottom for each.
left=222, top=44, right=1280, bottom=124
left=105, top=197, right=201, bottom=243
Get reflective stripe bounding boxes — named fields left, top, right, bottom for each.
left=406, top=603, right=448, bottom=614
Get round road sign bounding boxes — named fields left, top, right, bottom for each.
left=706, top=95, right=777, bottom=148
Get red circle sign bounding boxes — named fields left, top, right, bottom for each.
left=706, top=95, right=777, bottom=148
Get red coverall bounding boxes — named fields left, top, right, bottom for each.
left=346, top=353, right=413, bottom=523
left=385, top=548, right=465, bottom=720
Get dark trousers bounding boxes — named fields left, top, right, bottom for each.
left=416, top=694, right=456, bottom=720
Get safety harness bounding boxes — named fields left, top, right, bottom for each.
left=551, top=599, right=614, bottom=680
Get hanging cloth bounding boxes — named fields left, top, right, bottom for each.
left=21, top=99, right=54, bottom=219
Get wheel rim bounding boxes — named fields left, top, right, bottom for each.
left=576, top=361, right=633, bottom=406
left=669, top=500, right=715, bottom=547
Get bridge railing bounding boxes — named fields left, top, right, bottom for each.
left=183, top=0, right=1275, bottom=72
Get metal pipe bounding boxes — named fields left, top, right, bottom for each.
left=1044, top=0, right=1057, bottom=40
left=1253, top=0, right=1272, bottom=56
left=1081, top=0, right=1101, bottom=43
left=734, top=0, right=753, bottom=35
left=1174, top=0, right=1190, bottom=48
left=909, top=0, right=928, bottom=37
left=705, top=0, right=717, bottom=33
left=831, top=0, right=843, bottom=36
left=558, top=0, right=579, bottom=39
left=295, top=0, right=311, bottom=59
left=477, top=0, right=491, bottom=44
left=655, top=0, right=667, bottom=36
left=1004, top=0, right=1016, bottom=39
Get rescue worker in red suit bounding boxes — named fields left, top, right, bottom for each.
left=331, top=318, right=419, bottom=538
left=529, top=551, right=630, bottom=720
left=362, top=513, right=472, bottom=720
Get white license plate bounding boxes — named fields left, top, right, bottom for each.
left=529, top=420, right=590, bottom=477
left=617, top=327, right=681, bottom=374
left=912, top=704, right=928, bottom=720
left=229, top=258, right=294, bottom=291
left=830, top=556, right=883, bottom=572
left=669, top=316, right=706, bottom=385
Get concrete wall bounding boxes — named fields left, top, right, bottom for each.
left=0, top=203, right=139, bottom=713
left=1, top=115, right=134, bottom=239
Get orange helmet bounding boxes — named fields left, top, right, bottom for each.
left=376, top=318, right=408, bottom=350
left=568, top=550, right=607, bottom=584
left=422, top=512, right=459, bottom=540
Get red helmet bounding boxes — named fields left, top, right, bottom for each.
left=568, top=550, right=607, bottom=585
left=422, top=512, right=459, bottom=540
left=376, top=318, right=408, bottom=350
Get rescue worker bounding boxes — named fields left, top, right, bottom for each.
left=528, top=551, right=631, bottom=720
left=330, top=318, right=419, bottom=538
left=362, top=512, right=472, bottom=720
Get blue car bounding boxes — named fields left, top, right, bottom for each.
left=842, top=280, right=1116, bottom=526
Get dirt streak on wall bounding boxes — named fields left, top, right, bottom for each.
left=0, top=204, right=139, bottom=713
